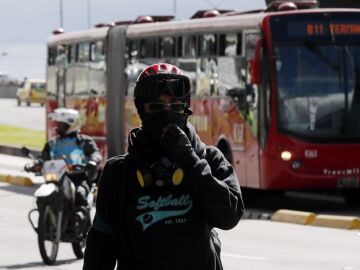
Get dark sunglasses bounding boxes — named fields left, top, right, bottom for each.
left=144, top=102, right=187, bottom=113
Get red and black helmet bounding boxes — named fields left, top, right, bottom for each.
left=134, top=63, right=191, bottom=115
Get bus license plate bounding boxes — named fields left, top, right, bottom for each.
left=337, top=177, right=359, bottom=188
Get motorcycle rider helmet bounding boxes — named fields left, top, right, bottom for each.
left=48, top=108, right=82, bottom=135
left=134, top=63, right=192, bottom=117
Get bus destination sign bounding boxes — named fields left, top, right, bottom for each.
left=306, top=23, right=360, bottom=36
left=270, top=13, right=360, bottom=43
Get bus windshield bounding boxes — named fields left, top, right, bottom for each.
left=275, top=43, right=360, bottom=142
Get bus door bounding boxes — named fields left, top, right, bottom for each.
left=243, top=30, right=261, bottom=188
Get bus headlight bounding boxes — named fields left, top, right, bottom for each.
left=280, top=151, right=292, bottom=161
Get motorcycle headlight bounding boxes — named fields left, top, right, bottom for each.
left=45, top=173, right=58, bottom=182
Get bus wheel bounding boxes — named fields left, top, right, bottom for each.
left=17, top=99, right=21, bottom=106
left=342, top=189, right=360, bottom=206
left=26, top=101, right=31, bottom=107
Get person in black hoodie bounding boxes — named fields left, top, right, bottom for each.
left=83, top=63, right=244, bottom=270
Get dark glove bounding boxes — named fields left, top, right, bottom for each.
left=85, top=160, right=98, bottom=181
left=160, top=124, right=193, bottom=161
left=24, top=163, right=33, bottom=172
left=24, top=160, right=43, bottom=173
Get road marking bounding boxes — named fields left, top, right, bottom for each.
left=222, top=252, right=267, bottom=261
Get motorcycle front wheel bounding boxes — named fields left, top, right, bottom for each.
left=72, top=240, right=85, bottom=259
left=38, top=206, right=59, bottom=265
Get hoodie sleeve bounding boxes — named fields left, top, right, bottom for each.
left=179, top=146, right=245, bottom=230
left=83, top=157, right=123, bottom=270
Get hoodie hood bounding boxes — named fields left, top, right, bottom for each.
left=128, top=122, right=206, bottom=165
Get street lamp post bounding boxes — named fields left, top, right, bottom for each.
left=59, top=0, right=64, bottom=28
left=87, top=0, right=91, bottom=29
left=173, top=0, right=177, bottom=19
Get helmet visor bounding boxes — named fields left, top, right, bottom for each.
left=135, top=74, right=190, bottom=100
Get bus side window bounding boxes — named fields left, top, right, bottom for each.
left=66, top=44, right=77, bottom=64
left=183, top=35, right=197, bottom=58
left=140, top=38, right=156, bottom=59
left=198, top=34, right=217, bottom=57
left=219, top=33, right=239, bottom=56
left=48, top=47, right=57, bottom=66
left=129, top=40, right=140, bottom=62
left=55, top=45, right=67, bottom=65
left=237, top=33, right=243, bottom=56
left=78, top=43, right=90, bottom=63
left=177, top=36, right=183, bottom=57
left=90, top=41, right=105, bottom=62
left=159, top=37, right=175, bottom=58
left=244, top=32, right=260, bottom=60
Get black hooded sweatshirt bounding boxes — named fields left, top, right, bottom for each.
left=83, top=123, right=244, bottom=270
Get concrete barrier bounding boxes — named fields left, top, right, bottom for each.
left=7, top=175, right=33, bottom=186
left=0, top=173, right=33, bottom=186
left=312, top=214, right=360, bottom=230
left=0, top=174, right=9, bottom=183
left=271, top=209, right=360, bottom=230
left=271, top=209, right=316, bottom=225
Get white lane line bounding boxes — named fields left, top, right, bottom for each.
left=222, top=252, right=267, bottom=261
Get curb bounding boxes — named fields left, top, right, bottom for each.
left=242, top=211, right=271, bottom=220
left=271, top=209, right=360, bottom=230
left=0, top=173, right=34, bottom=187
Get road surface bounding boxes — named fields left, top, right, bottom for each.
left=0, top=98, right=45, bottom=131
left=0, top=181, right=359, bottom=270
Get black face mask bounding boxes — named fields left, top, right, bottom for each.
left=56, top=122, right=70, bottom=137
left=142, top=112, right=187, bottom=143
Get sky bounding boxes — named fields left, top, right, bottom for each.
left=0, top=0, right=265, bottom=80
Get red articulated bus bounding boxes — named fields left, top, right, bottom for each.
left=46, top=0, right=360, bottom=204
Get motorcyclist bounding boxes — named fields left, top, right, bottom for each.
left=25, top=107, right=102, bottom=206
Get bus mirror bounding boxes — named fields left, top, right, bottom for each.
left=249, top=38, right=263, bottom=85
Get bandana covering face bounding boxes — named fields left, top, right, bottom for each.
left=142, top=112, right=188, bottom=143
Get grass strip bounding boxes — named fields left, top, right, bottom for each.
left=0, top=124, right=45, bottom=150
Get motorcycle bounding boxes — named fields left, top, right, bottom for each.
left=22, top=147, right=93, bottom=265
